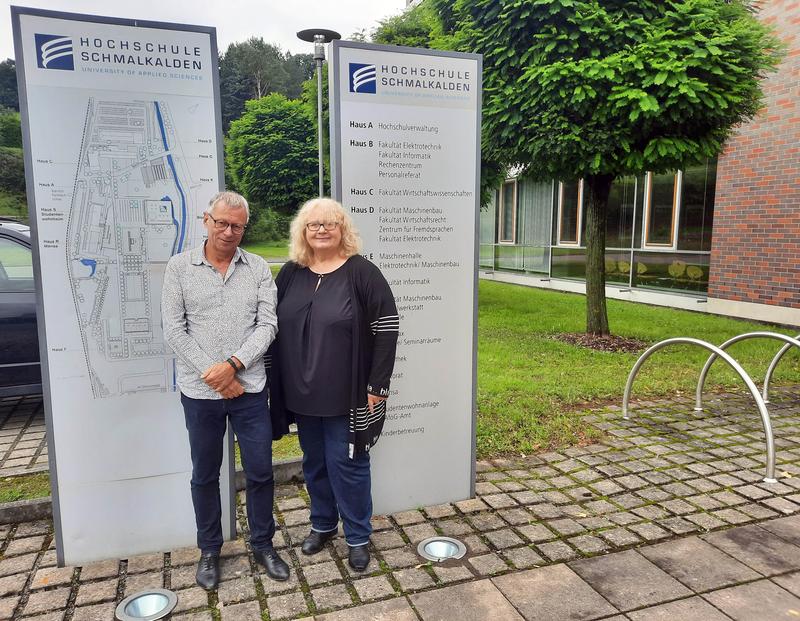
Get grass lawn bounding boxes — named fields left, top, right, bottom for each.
left=0, top=192, right=27, bottom=220
left=0, top=473, right=50, bottom=503
left=478, top=280, right=800, bottom=456
left=243, top=241, right=288, bottom=261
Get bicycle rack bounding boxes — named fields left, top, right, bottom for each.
left=695, top=332, right=800, bottom=411
left=622, top=337, right=777, bottom=483
left=762, top=334, right=800, bottom=404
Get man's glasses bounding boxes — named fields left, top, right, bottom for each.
left=207, top=212, right=246, bottom=235
left=306, top=221, right=340, bottom=232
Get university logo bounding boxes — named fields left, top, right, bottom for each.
left=35, top=34, right=74, bottom=70
left=349, top=63, right=376, bottom=94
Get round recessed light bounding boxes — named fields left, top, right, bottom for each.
left=417, top=536, right=467, bottom=562
left=115, top=589, right=178, bottom=621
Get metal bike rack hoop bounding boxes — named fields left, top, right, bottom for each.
left=695, top=332, right=800, bottom=411
left=762, top=333, right=800, bottom=404
left=622, top=337, right=777, bottom=483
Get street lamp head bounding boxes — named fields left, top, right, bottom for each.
left=297, top=28, right=341, bottom=43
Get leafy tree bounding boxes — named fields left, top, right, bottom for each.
left=284, top=53, right=315, bottom=99
left=300, top=63, right=330, bottom=196
left=0, top=147, right=25, bottom=194
left=373, top=4, right=440, bottom=48
left=226, top=93, right=318, bottom=216
left=426, top=0, right=782, bottom=335
left=0, top=110, right=22, bottom=148
left=0, top=60, right=18, bottom=111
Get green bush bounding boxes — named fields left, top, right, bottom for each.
left=244, top=207, right=290, bottom=243
left=0, top=146, right=25, bottom=194
left=0, top=111, right=21, bottom=148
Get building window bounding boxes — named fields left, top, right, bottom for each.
left=643, top=171, right=680, bottom=248
left=557, top=180, right=583, bottom=245
left=498, top=179, right=517, bottom=244
left=677, top=159, right=716, bottom=252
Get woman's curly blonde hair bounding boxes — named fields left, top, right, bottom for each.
left=288, top=197, right=362, bottom=266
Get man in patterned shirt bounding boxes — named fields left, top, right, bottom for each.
left=161, top=191, right=289, bottom=589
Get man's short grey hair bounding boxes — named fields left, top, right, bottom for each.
left=207, top=191, right=250, bottom=223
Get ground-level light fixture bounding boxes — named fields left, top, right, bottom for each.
left=417, top=536, right=467, bottom=562
left=297, top=27, right=342, bottom=197
left=115, top=589, right=177, bottom=621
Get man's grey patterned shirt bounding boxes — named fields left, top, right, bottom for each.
left=161, top=242, right=277, bottom=399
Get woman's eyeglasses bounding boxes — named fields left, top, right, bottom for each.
left=306, top=221, right=340, bottom=232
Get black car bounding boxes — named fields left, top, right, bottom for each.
left=0, top=218, right=41, bottom=396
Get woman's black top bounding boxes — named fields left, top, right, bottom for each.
left=267, top=254, right=399, bottom=457
left=276, top=263, right=352, bottom=416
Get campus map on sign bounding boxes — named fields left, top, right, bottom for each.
left=67, top=99, right=194, bottom=398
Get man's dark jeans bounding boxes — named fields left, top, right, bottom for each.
left=181, top=389, right=275, bottom=553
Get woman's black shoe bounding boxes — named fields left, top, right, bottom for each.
left=195, top=551, right=220, bottom=590
left=253, top=548, right=290, bottom=581
left=301, top=529, right=337, bottom=555
left=348, top=544, right=370, bottom=571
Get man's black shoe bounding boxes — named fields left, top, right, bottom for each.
left=301, top=529, right=337, bottom=555
left=253, top=547, right=290, bottom=581
left=195, top=551, right=220, bottom=590
left=348, top=544, right=370, bottom=572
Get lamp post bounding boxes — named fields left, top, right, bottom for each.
left=297, top=28, right=341, bottom=197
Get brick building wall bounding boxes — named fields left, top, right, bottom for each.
left=708, top=1, right=800, bottom=309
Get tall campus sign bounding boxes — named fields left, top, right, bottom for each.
left=330, top=41, right=482, bottom=513
left=12, top=7, right=229, bottom=565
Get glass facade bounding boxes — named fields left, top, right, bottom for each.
left=480, top=159, right=717, bottom=294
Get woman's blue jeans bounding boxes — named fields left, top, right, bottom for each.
left=295, top=413, right=372, bottom=546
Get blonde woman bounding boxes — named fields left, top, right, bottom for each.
left=268, top=198, right=399, bottom=571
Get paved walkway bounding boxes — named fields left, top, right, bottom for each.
left=0, top=396, right=46, bottom=477
left=0, top=386, right=799, bottom=619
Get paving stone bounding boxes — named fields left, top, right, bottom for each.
left=689, top=494, right=726, bottom=510
left=737, top=484, right=774, bottom=501
left=497, top=508, right=531, bottom=526
left=600, top=527, right=641, bottom=547
left=627, top=595, right=733, bottom=620
left=30, top=565, right=74, bottom=589
left=536, top=541, right=578, bottom=562
left=412, top=578, right=524, bottom=620
left=302, top=561, right=343, bottom=586
left=772, top=571, right=800, bottom=597
left=276, top=496, right=306, bottom=511
left=704, top=579, right=800, bottom=621
left=219, top=555, right=250, bottom=581
left=639, top=536, right=760, bottom=592
left=632, top=505, right=670, bottom=521
left=316, top=597, right=417, bottom=621
left=711, top=490, right=748, bottom=506
left=424, top=504, right=456, bottom=519
left=590, top=480, right=625, bottom=496
left=584, top=499, right=618, bottom=514
left=431, top=565, right=474, bottom=583
left=759, top=514, right=800, bottom=545
left=658, top=516, right=699, bottom=535
left=0, top=574, right=26, bottom=598
left=468, top=513, right=506, bottom=532
left=75, top=580, right=117, bottom=606
left=311, top=583, right=353, bottom=611
left=370, top=530, right=405, bottom=551
left=352, top=575, right=394, bottom=601
left=266, top=591, right=308, bottom=620
left=171, top=586, right=209, bottom=614
left=569, top=550, right=691, bottom=611
left=461, top=535, right=489, bottom=556
left=72, top=602, right=116, bottom=621
left=686, top=513, right=728, bottom=531
left=569, top=535, right=609, bottom=555
left=0, top=553, right=36, bottom=577
left=4, top=535, right=45, bottom=557
left=493, top=563, right=617, bottom=620
left=547, top=518, right=585, bottom=536
left=702, top=524, right=800, bottom=575
left=467, top=553, right=508, bottom=576
left=483, top=528, right=523, bottom=549
left=258, top=570, right=300, bottom=595
left=529, top=503, right=562, bottom=519
left=762, top=497, right=800, bottom=514
left=392, top=510, right=426, bottom=526
left=712, top=508, right=752, bottom=525
left=454, top=498, right=488, bottom=513
left=393, top=567, right=435, bottom=592
left=628, top=522, right=670, bottom=542
left=516, top=523, right=555, bottom=544
left=509, top=490, right=543, bottom=505
left=403, top=523, right=437, bottom=543
left=220, top=600, right=261, bottom=620
left=541, top=491, right=573, bottom=505
left=282, top=508, right=310, bottom=527
left=738, top=503, right=779, bottom=520
left=482, top=494, right=517, bottom=510
left=615, top=475, right=648, bottom=491
left=79, top=559, right=120, bottom=581
left=380, top=547, right=421, bottom=570
left=660, top=499, right=695, bottom=515
left=217, top=576, right=256, bottom=604
left=502, top=546, right=544, bottom=569
left=290, top=545, right=334, bottom=566
left=437, top=519, right=473, bottom=537
left=608, top=511, right=641, bottom=526
left=125, top=571, right=162, bottom=593
left=20, top=586, right=70, bottom=615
